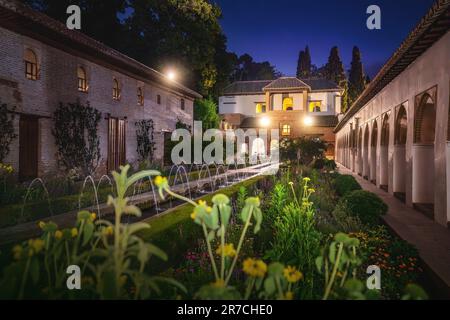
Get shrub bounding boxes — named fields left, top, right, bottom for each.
left=0, top=101, right=17, bottom=162
left=336, top=190, right=387, bottom=226
left=333, top=174, right=361, bottom=197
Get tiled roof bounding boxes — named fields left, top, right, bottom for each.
left=263, top=77, right=310, bottom=91
left=239, top=115, right=338, bottom=129
left=301, top=78, right=341, bottom=91
left=0, top=0, right=202, bottom=99
left=335, top=0, right=450, bottom=132
left=222, top=80, right=272, bottom=95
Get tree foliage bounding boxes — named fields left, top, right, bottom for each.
left=231, top=54, right=280, bottom=82
left=279, top=137, right=326, bottom=165
left=324, top=46, right=346, bottom=85
left=348, top=46, right=366, bottom=106
left=296, top=46, right=311, bottom=78
left=194, top=97, right=220, bottom=130
left=52, top=101, right=101, bottom=176
left=0, top=101, right=17, bottom=162
left=135, top=119, right=155, bottom=163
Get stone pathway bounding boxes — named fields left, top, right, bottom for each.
left=338, top=164, right=450, bottom=298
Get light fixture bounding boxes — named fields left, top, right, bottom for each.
left=303, top=116, right=313, bottom=126
left=260, top=116, right=270, bottom=127
left=166, top=70, right=176, bottom=81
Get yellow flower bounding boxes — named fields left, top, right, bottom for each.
left=308, top=188, right=315, bottom=194
left=103, top=226, right=113, bottom=236
left=71, top=228, right=78, bottom=238
left=285, top=291, right=294, bottom=300
left=154, top=176, right=168, bottom=188
left=38, top=221, right=46, bottom=229
left=303, top=177, right=311, bottom=182
left=243, top=258, right=267, bottom=278
left=28, top=238, right=45, bottom=255
left=55, top=230, right=63, bottom=240
left=216, top=243, right=236, bottom=258
left=288, top=181, right=294, bottom=186
left=190, top=211, right=197, bottom=220
left=212, top=279, right=225, bottom=288
left=198, top=200, right=206, bottom=206
left=90, top=213, right=97, bottom=221
left=283, top=266, right=303, bottom=283
left=12, top=245, right=23, bottom=260
left=206, top=206, right=213, bottom=214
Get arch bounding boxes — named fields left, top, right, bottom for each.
left=380, top=114, right=390, bottom=190
left=113, top=78, right=120, bottom=100
left=412, top=92, right=436, bottom=209
left=77, top=66, right=88, bottom=92
left=370, top=120, right=378, bottom=183
left=282, top=97, right=293, bottom=111
left=363, top=124, right=370, bottom=179
left=393, top=105, right=407, bottom=201
left=137, top=87, right=144, bottom=106
left=251, top=137, right=266, bottom=157
left=24, top=48, right=38, bottom=80
left=357, top=128, right=363, bottom=175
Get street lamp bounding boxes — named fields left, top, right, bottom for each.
left=260, top=116, right=270, bottom=127
left=303, top=116, right=313, bottom=126
left=166, top=70, right=176, bottom=81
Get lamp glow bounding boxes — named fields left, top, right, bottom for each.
left=260, top=116, right=270, bottom=127
left=167, top=71, right=176, bottom=81
left=304, top=116, right=313, bottom=126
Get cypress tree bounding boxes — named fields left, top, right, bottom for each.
left=348, top=46, right=366, bottom=105
left=296, top=46, right=312, bottom=78
left=324, top=46, right=346, bottom=85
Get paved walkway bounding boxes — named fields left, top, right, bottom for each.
left=338, top=164, right=450, bottom=297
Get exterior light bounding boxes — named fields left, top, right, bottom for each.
left=304, top=116, right=313, bottom=126
left=167, top=70, right=176, bottom=81
left=260, top=116, right=270, bottom=127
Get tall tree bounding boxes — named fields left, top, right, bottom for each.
left=232, top=54, right=279, bottom=82
left=348, top=46, right=366, bottom=105
left=296, top=46, right=311, bottom=78
left=324, top=46, right=346, bottom=85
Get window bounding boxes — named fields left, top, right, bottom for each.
left=24, top=49, right=38, bottom=80
left=281, top=124, right=291, bottom=136
left=157, top=94, right=161, bottom=105
left=77, top=66, right=88, bottom=92
left=181, top=98, right=185, bottom=111
left=282, top=97, right=293, bottom=111
left=309, top=101, right=322, bottom=112
left=113, top=78, right=120, bottom=100
left=255, top=103, right=266, bottom=114
left=137, top=87, right=144, bottom=105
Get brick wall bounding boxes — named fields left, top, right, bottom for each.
left=0, top=26, right=195, bottom=177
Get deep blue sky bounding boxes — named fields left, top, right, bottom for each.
left=214, top=0, right=436, bottom=78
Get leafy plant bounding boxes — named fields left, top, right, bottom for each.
left=135, top=119, right=156, bottom=163
left=0, top=100, right=17, bottom=162
left=336, top=190, right=387, bottom=226
left=52, top=100, right=101, bottom=176
left=333, top=174, right=361, bottom=197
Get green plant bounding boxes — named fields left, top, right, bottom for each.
left=333, top=174, right=361, bottom=197
left=135, top=119, right=156, bottom=163
left=52, top=100, right=101, bottom=176
left=315, top=233, right=362, bottom=300
left=336, top=190, right=387, bottom=225
left=0, top=101, right=17, bottom=162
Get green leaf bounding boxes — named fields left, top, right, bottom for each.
left=146, top=243, right=168, bottom=261
left=253, top=207, right=262, bottom=234
left=268, top=262, right=284, bottom=276
left=82, top=222, right=94, bottom=246
left=315, top=256, right=323, bottom=272
left=128, top=222, right=150, bottom=235
left=219, top=205, right=231, bottom=228
left=207, top=230, right=215, bottom=242
left=263, top=277, right=276, bottom=295
left=126, top=170, right=161, bottom=190
left=329, top=242, right=336, bottom=263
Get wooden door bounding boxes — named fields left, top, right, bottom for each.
left=19, top=115, right=39, bottom=181
left=108, top=118, right=126, bottom=172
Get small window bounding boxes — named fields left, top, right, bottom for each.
left=24, top=49, right=38, bottom=80
left=137, top=87, right=144, bottom=106
left=282, top=97, right=293, bottom=111
left=256, top=103, right=266, bottom=114
left=77, top=66, right=88, bottom=92
left=113, top=78, right=120, bottom=100
left=181, top=98, right=185, bottom=111
left=281, top=124, right=291, bottom=136
left=309, top=101, right=322, bottom=112
left=157, top=94, right=161, bottom=105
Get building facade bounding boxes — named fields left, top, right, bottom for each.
left=335, top=0, right=450, bottom=227
left=219, top=77, right=343, bottom=159
left=0, top=0, right=201, bottom=180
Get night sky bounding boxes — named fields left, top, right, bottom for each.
left=214, top=0, right=436, bottom=78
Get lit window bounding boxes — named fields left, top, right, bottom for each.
left=283, top=97, right=293, bottom=111
left=157, top=94, right=161, bottom=105
left=77, top=66, right=88, bottom=92
left=256, top=103, right=266, bottom=114
left=181, top=98, right=185, bottom=110
left=113, top=78, right=120, bottom=100
left=137, top=87, right=144, bottom=105
left=309, top=101, right=322, bottom=112
left=281, top=124, right=291, bottom=136
left=24, top=49, right=38, bottom=80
